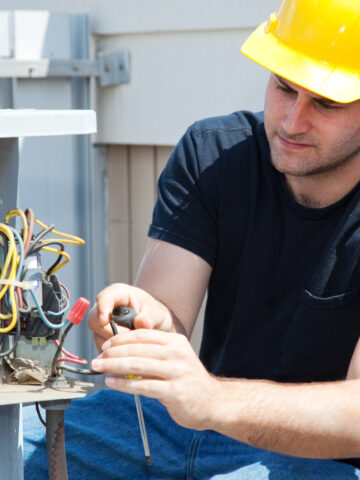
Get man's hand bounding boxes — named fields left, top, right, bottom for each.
left=91, top=328, right=220, bottom=431
left=88, top=283, right=175, bottom=352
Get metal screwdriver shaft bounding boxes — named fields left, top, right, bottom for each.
left=111, top=307, right=151, bottom=465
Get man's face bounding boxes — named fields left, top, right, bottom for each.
left=264, top=74, right=360, bottom=178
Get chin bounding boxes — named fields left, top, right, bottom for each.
left=270, top=150, right=315, bottom=177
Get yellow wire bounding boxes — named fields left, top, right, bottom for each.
left=0, top=286, right=17, bottom=329
left=41, top=246, right=71, bottom=273
left=5, top=209, right=28, bottom=247
left=0, top=224, right=18, bottom=332
left=0, top=216, right=84, bottom=332
left=34, top=218, right=85, bottom=245
left=0, top=225, right=16, bottom=285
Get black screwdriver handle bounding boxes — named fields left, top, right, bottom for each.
left=111, top=306, right=136, bottom=334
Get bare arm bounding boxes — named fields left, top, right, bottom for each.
left=88, top=238, right=211, bottom=349
left=135, top=238, right=210, bottom=337
left=207, top=376, right=360, bottom=459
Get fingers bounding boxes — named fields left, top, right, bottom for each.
left=90, top=283, right=173, bottom=332
left=95, top=283, right=136, bottom=326
left=100, top=342, right=171, bottom=361
left=92, top=355, right=175, bottom=379
left=105, top=377, right=169, bottom=401
left=91, top=330, right=190, bottom=379
left=101, top=327, right=185, bottom=348
left=92, top=327, right=131, bottom=352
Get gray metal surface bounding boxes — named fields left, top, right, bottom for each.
left=0, top=51, right=131, bottom=87
left=0, top=404, right=23, bottom=480
left=15, top=338, right=58, bottom=372
left=0, top=138, right=19, bottom=218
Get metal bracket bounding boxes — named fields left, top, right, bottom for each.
left=0, top=51, right=130, bottom=87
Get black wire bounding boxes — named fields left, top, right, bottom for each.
left=51, top=323, right=103, bottom=376
left=1, top=290, right=11, bottom=318
left=0, top=231, right=9, bottom=278
left=0, top=299, right=21, bottom=358
left=51, top=322, right=73, bottom=375
left=26, top=241, right=65, bottom=276
left=27, top=224, right=55, bottom=254
left=58, top=365, right=103, bottom=375
left=35, top=402, right=46, bottom=427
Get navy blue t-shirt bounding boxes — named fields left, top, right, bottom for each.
left=149, top=111, right=360, bottom=383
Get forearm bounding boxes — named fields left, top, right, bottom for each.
left=135, top=239, right=211, bottom=338
left=207, top=377, right=360, bottom=459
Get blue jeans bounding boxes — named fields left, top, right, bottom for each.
left=23, top=389, right=360, bottom=479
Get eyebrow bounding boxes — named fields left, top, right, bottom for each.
left=274, top=75, right=338, bottom=106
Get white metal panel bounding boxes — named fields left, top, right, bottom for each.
left=0, top=109, right=96, bottom=137
left=0, top=1, right=280, bottom=34
left=14, top=11, right=71, bottom=59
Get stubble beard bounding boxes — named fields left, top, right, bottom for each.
left=269, top=130, right=360, bottom=179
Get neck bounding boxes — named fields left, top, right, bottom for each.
left=286, top=173, right=360, bottom=208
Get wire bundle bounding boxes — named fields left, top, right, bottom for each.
left=0, top=208, right=84, bottom=358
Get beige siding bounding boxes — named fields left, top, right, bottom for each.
left=107, top=144, right=172, bottom=285
left=106, top=144, right=205, bottom=352
left=107, top=145, right=130, bottom=283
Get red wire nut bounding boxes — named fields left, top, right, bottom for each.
left=67, top=297, right=90, bottom=325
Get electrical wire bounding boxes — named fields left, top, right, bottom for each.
left=55, top=357, right=87, bottom=366
left=0, top=209, right=86, bottom=365
left=58, top=365, right=102, bottom=375
left=51, top=323, right=102, bottom=375
left=5, top=209, right=28, bottom=249
left=41, top=247, right=70, bottom=274
left=51, top=323, right=73, bottom=374
left=0, top=225, right=19, bottom=332
left=29, top=241, right=66, bottom=275
left=24, top=208, right=34, bottom=257
left=59, top=283, right=70, bottom=301
left=34, top=218, right=85, bottom=246
left=28, top=289, right=69, bottom=330
left=28, top=224, right=55, bottom=254
left=35, top=402, right=46, bottom=427
left=51, top=323, right=101, bottom=376
left=0, top=295, right=21, bottom=357
left=53, top=339, right=82, bottom=360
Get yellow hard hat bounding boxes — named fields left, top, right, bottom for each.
left=241, top=0, right=360, bottom=103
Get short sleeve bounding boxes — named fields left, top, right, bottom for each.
left=148, top=125, right=219, bottom=267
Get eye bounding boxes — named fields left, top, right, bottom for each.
left=276, top=83, right=294, bottom=94
left=315, top=99, right=341, bottom=110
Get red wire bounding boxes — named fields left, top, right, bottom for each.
left=53, top=339, right=84, bottom=360
left=60, top=283, right=70, bottom=300
left=55, top=357, right=88, bottom=365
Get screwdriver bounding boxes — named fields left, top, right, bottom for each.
left=110, top=306, right=152, bottom=465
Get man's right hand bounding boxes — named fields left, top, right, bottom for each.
left=88, top=283, right=174, bottom=352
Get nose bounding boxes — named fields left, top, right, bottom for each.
left=281, top=93, right=312, bottom=137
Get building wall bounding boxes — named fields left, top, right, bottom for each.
left=107, top=144, right=171, bottom=284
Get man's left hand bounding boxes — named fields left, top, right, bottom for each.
left=91, top=329, right=220, bottom=430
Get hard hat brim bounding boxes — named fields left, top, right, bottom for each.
left=241, top=21, right=360, bottom=104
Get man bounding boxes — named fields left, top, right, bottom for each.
left=24, top=0, right=360, bottom=478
